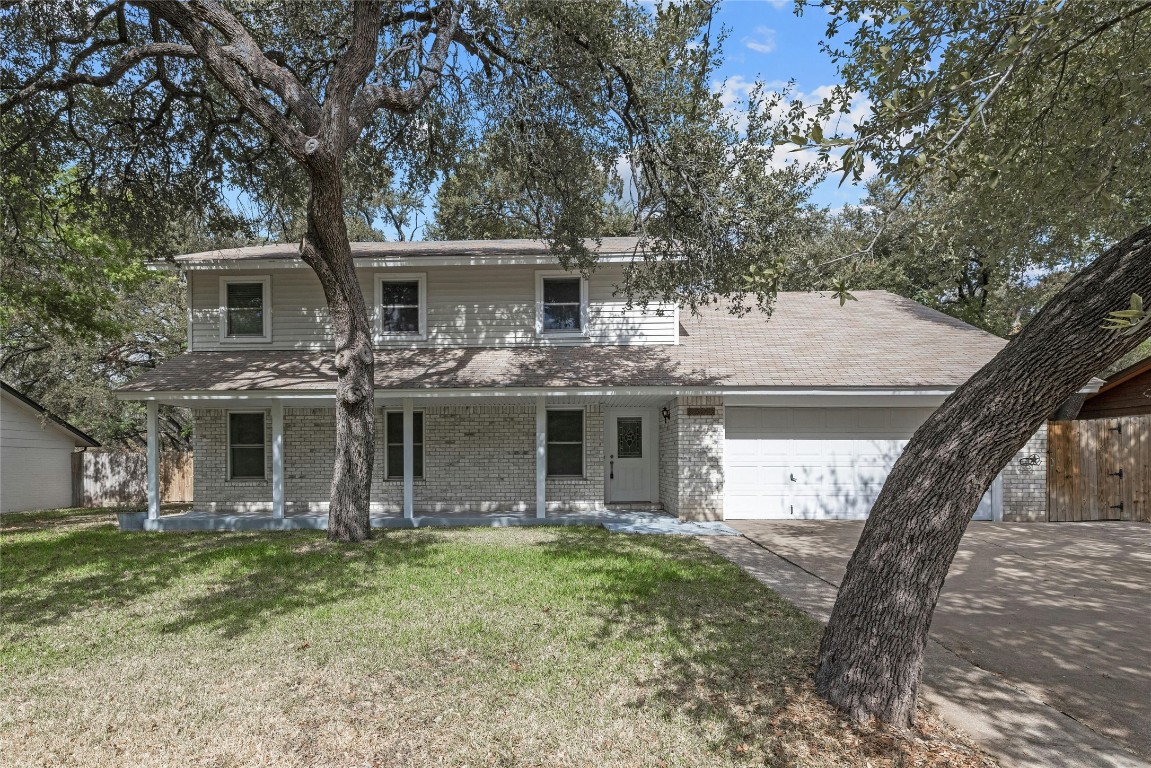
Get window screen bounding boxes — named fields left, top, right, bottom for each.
left=541, top=278, right=582, bottom=332
left=226, top=282, right=265, bottom=337
left=380, top=280, right=421, bottom=334
left=229, top=412, right=265, bottom=479
left=546, top=409, right=583, bottom=476
left=386, top=411, right=424, bottom=479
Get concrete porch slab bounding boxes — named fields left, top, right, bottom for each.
left=118, top=507, right=684, bottom=533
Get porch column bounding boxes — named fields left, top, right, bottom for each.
left=536, top=395, right=546, bottom=518
left=271, top=400, right=284, bottom=519
left=146, top=400, right=160, bottom=520
left=402, top=397, right=414, bottom=518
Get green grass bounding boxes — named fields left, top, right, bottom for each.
left=0, top=508, right=991, bottom=767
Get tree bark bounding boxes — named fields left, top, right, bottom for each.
left=299, top=165, right=375, bottom=542
left=815, top=224, right=1151, bottom=726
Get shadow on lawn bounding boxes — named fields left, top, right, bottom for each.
left=533, top=528, right=832, bottom=763
left=1, top=520, right=441, bottom=637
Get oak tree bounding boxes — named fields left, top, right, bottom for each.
left=789, top=0, right=1151, bottom=725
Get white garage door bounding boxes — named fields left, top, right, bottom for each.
left=724, top=407, right=997, bottom=520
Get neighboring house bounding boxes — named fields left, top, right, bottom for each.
left=1, top=383, right=100, bottom=513
left=116, top=238, right=1047, bottom=528
left=1077, top=356, right=1151, bottom=419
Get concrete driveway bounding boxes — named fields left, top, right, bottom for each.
left=730, top=521, right=1151, bottom=762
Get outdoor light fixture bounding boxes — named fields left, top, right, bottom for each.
left=661, top=406, right=671, bottom=423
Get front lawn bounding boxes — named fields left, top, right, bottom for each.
left=1, top=509, right=992, bottom=767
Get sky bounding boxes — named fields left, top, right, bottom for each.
left=710, top=0, right=869, bottom=209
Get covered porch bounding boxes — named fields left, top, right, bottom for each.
left=127, top=388, right=710, bottom=530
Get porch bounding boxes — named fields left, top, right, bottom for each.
left=132, top=391, right=725, bottom=528
left=115, top=505, right=714, bottom=533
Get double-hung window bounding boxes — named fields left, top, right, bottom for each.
left=546, top=409, right=584, bottom=477
left=220, top=277, right=271, bottom=342
left=536, top=272, right=587, bottom=337
left=376, top=273, right=427, bottom=340
left=385, top=411, right=424, bottom=479
left=228, top=412, right=266, bottom=480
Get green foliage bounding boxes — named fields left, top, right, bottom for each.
left=784, top=177, right=1097, bottom=337
left=786, top=0, right=1150, bottom=321
left=1103, top=294, right=1150, bottom=336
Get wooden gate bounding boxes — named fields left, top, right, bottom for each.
left=1047, top=416, right=1150, bottom=522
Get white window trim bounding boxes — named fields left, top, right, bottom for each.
left=375, top=272, right=428, bottom=342
left=384, top=408, right=425, bottom=480
left=535, top=270, right=589, bottom=339
left=545, top=406, right=586, bottom=479
left=226, top=409, right=268, bottom=482
left=219, top=276, right=272, bottom=343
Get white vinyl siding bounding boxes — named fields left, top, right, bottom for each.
left=0, top=394, right=80, bottom=513
left=188, top=264, right=677, bottom=350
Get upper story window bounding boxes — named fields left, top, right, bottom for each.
left=376, top=273, right=427, bottom=341
left=536, top=272, right=588, bottom=338
left=228, top=411, right=266, bottom=480
left=220, top=276, right=272, bottom=342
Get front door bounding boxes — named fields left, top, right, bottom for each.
left=606, top=410, right=656, bottom=503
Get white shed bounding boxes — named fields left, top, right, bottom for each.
left=1, top=383, right=100, bottom=513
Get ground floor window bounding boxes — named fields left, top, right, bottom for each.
left=546, top=409, right=584, bottom=477
left=228, top=411, right=266, bottom=480
left=385, top=411, right=424, bottom=479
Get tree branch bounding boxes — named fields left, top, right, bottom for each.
left=352, top=1, right=461, bottom=125
left=137, top=0, right=318, bottom=163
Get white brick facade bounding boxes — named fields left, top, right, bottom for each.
left=192, top=404, right=604, bottom=514
left=1002, top=425, right=1048, bottom=522
left=657, top=396, right=724, bottom=521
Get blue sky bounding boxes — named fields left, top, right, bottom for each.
left=711, top=0, right=868, bottom=209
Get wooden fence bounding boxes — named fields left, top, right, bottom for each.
left=1047, top=416, right=1150, bottom=522
left=72, top=450, right=193, bottom=507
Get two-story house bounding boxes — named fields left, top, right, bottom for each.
left=117, top=237, right=1049, bottom=530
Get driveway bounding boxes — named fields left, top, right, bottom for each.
left=730, top=521, right=1151, bottom=762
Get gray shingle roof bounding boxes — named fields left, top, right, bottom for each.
left=119, top=291, right=1007, bottom=393
left=174, top=237, right=644, bottom=264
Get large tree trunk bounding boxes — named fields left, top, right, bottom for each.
left=300, top=166, right=375, bottom=542
left=815, top=225, right=1151, bottom=726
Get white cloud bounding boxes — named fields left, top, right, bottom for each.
left=743, top=26, right=777, bottom=54
left=763, top=0, right=793, bottom=8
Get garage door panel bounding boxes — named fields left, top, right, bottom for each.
left=724, top=407, right=925, bottom=521
left=724, top=406, right=997, bottom=521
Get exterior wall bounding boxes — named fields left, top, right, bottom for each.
left=1078, top=369, right=1151, bottom=418
left=191, top=404, right=604, bottom=514
left=1002, top=425, right=1048, bottom=522
left=189, top=264, right=677, bottom=351
left=658, top=400, right=679, bottom=516
left=662, top=396, right=725, bottom=521
left=0, top=393, right=78, bottom=513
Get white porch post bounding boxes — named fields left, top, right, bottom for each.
left=403, top=397, right=414, bottom=519
left=536, top=395, right=546, bottom=518
left=146, top=400, right=160, bottom=520
left=271, top=400, right=284, bottom=519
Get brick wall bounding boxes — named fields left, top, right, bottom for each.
left=1002, top=425, right=1048, bottom=522
left=658, top=396, right=725, bottom=521
left=192, top=404, right=604, bottom=514
left=658, top=401, right=679, bottom=516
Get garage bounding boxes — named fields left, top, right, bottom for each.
left=724, top=406, right=997, bottom=520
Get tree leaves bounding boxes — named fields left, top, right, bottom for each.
left=1102, top=293, right=1150, bottom=335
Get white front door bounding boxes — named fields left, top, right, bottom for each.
left=605, top=410, right=657, bottom=503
